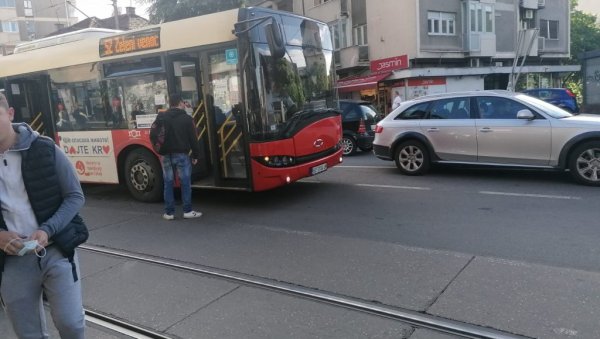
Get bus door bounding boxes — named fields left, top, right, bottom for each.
left=203, top=47, right=249, bottom=188
left=167, top=54, right=212, bottom=181
left=5, top=76, right=53, bottom=137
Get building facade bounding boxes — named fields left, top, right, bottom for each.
left=0, top=0, right=77, bottom=54
left=290, top=0, right=579, bottom=114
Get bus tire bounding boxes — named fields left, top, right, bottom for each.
left=124, top=148, right=163, bottom=202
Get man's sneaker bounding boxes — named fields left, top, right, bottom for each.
left=183, top=211, right=202, bottom=219
left=162, top=213, right=175, bottom=220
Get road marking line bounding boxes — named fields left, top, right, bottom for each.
left=356, top=184, right=431, bottom=191
left=336, top=165, right=394, bottom=169
left=479, top=191, right=582, bottom=200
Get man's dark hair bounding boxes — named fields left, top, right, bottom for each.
left=169, top=93, right=183, bottom=107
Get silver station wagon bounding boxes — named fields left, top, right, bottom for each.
left=373, top=90, right=600, bottom=186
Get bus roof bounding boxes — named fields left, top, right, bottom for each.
left=0, top=9, right=238, bottom=78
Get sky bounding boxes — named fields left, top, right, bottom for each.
left=72, top=0, right=150, bottom=21
left=578, top=0, right=600, bottom=17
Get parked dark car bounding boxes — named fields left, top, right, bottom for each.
left=339, top=100, right=381, bottom=155
left=521, top=88, right=579, bottom=113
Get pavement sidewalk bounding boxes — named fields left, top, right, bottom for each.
left=2, top=241, right=600, bottom=338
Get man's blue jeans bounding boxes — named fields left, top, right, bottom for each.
left=161, top=153, right=193, bottom=215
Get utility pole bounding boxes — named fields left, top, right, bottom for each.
left=113, top=0, right=120, bottom=30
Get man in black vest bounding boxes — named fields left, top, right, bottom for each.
left=0, top=93, right=86, bottom=338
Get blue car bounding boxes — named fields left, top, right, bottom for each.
left=521, top=88, right=579, bottom=113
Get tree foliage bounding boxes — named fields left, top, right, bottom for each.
left=569, top=0, right=600, bottom=65
left=138, top=0, right=246, bottom=24
left=560, top=0, right=600, bottom=101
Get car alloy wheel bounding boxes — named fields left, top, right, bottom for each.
left=570, top=142, right=600, bottom=186
left=341, top=136, right=356, bottom=155
left=395, top=140, right=430, bottom=175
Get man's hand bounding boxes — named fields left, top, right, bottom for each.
left=0, top=230, right=25, bottom=256
left=29, top=230, right=49, bottom=248
left=191, top=158, right=198, bottom=165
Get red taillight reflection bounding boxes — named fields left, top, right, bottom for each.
left=375, top=125, right=383, bottom=133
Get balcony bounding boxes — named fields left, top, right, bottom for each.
left=336, top=45, right=369, bottom=69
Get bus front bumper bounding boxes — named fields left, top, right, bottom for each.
left=251, top=148, right=344, bottom=191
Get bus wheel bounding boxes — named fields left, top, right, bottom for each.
left=124, top=149, right=163, bottom=202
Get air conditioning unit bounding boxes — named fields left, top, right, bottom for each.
left=524, top=9, right=534, bottom=19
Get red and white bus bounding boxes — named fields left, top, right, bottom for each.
left=0, top=7, right=342, bottom=202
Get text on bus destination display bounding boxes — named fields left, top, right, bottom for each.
left=99, top=28, right=161, bottom=57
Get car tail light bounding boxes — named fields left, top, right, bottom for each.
left=566, top=89, right=576, bottom=97
left=374, top=125, right=383, bottom=133
left=357, top=118, right=367, bottom=134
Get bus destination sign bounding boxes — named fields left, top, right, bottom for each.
left=99, top=28, right=161, bottom=58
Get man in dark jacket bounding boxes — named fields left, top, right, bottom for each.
left=160, top=93, right=203, bottom=220
left=0, top=93, right=86, bottom=338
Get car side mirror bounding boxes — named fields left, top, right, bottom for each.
left=516, top=109, right=535, bottom=120
left=265, top=22, right=286, bottom=59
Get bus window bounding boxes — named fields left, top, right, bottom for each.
left=105, top=74, right=168, bottom=129
left=49, top=63, right=108, bottom=131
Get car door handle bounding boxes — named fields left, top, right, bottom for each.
left=479, top=127, right=492, bottom=132
left=427, top=128, right=439, bottom=132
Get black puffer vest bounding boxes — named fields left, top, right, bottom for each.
left=0, top=137, right=64, bottom=281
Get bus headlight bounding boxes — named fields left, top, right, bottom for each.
left=256, top=156, right=296, bottom=168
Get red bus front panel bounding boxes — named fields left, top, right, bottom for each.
left=249, top=115, right=343, bottom=191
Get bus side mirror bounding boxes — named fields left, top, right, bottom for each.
left=265, top=23, right=286, bottom=59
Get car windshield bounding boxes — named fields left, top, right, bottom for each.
left=515, top=93, right=573, bottom=118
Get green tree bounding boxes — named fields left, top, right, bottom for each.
left=563, top=0, right=600, bottom=99
left=138, top=0, right=246, bottom=24
left=569, top=0, right=600, bottom=65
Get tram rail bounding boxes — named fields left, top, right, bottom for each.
left=79, top=244, right=530, bottom=339
left=85, top=309, right=170, bottom=339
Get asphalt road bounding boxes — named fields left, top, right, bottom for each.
left=84, top=150, right=599, bottom=273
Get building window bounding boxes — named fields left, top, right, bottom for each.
left=353, top=25, right=368, bottom=46
left=427, top=11, right=455, bottom=35
left=469, top=3, right=494, bottom=33
left=0, top=0, right=15, bottom=7
left=23, top=0, right=32, bottom=16
left=1, top=22, right=19, bottom=32
left=329, top=20, right=347, bottom=50
left=539, top=19, right=558, bottom=40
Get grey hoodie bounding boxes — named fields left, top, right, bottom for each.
left=0, top=123, right=84, bottom=237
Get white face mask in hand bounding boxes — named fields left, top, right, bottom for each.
left=17, top=240, right=46, bottom=258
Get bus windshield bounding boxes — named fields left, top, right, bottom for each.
left=242, top=11, right=337, bottom=141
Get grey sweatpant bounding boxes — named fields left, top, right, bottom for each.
left=1, top=246, right=85, bottom=339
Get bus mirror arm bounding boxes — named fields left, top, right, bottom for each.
left=234, top=16, right=286, bottom=59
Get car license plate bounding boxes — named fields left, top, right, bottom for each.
left=310, top=163, right=327, bottom=175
